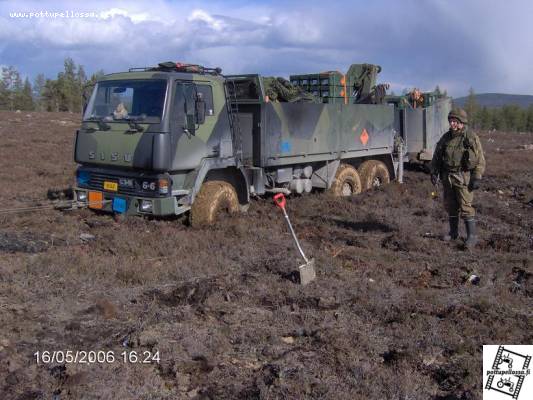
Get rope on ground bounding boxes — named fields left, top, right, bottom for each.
left=0, top=200, right=111, bottom=215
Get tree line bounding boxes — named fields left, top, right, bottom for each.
left=463, top=88, right=533, bottom=132
left=2, top=60, right=533, bottom=133
left=0, top=58, right=103, bottom=113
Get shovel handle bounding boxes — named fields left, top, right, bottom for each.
left=273, top=193, right=286, bottom=210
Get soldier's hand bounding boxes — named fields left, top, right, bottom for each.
left=431, top=174, right=439, bottom=186
left=468, top=176, right=480, bottom=191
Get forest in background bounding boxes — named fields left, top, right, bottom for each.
left=0, top=58, right=103, bottom=114
left=2, top=59, right=533, bottom=132
left=461, top=88, right=533, bottom=132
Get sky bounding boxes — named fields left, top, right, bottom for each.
left=0, top=0, right=532, bottom=97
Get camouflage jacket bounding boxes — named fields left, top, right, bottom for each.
left=431, top=128, right=486, bottom=179
left=263, top=77, right=319, bottom=103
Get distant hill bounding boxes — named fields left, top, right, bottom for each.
left=453, top=93, right=533, bottom=108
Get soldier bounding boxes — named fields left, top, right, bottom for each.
left=409, top=88, right=424, bottom=108
left=430, top=108, right=486, bottom=248
left=113, top=102, right=128, bottom=119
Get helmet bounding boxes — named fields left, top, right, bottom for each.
left=448, top=108, right=468, bottom=124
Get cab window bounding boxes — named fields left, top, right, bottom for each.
left=172, top=82, right=213, bottom=127
left=197, top=85, right=214, bottom=116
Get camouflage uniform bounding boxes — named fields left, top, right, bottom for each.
left=409, top=89, right=424, bottom=108
left=431, top=108, right=485, bottom=246
left=263, top=77, right=318, bottom=103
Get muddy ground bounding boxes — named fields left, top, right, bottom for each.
left=0, top=111, right=532, bottom=400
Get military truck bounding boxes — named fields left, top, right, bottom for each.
left=73, top=62, right=451, bottom=225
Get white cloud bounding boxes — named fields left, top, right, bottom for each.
left=99, top=7, right=153, bottom=23
left=1, top=0, right=532, bottom=96
left=188, top=9, right=226, bottom=31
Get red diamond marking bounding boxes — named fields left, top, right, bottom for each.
left=360, top=128, right=369, bottom=145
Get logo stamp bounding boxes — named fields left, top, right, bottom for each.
left=484, top=345, right=532, bottom=399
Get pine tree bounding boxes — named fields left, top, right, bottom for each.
left=56, top=57, right=76, bottom=111
left=1, top=66, right=21, bottom=110
left=20, top=78, right=34, bottom=111
left=516, top=107, right=527, bottom=132
left=526, top=105, right=533, bottom=132
left=11, top=71, right=25, bottom=110
left=33, top=74, right=46, bottom=111
left=75, top=65, right=88, bottom=113
left=491, top=108, right=505, bottom=131
left=0, top=77, right=8, bottom=110
left=502, top=105, right=522, bottom=132
left=464, top=87, right=479, bottom=128
left=479, top=107, right=491, bottom=130
left=43, top=79, right=60, bottom=112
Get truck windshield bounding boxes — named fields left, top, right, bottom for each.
left=83, top=79, right=167, bottom=122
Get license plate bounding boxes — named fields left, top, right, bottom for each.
left=112, top=197, right=127, bottom=213
left=103, top=181, right=118, bottom=191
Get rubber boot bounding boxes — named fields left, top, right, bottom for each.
left=443, top=216, right=459, bottom=241
left=464, top=218, right=477, bottom=249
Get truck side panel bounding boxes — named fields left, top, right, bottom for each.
left=261, top=102, right=395, bottom=167
left=403, top=98, right=451, bottom=161
left=425, top=98, right=452, bottom=157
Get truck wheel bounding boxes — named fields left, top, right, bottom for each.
left=358, top=160, right=390, bottom=190
left=330, top=164, right=362, bottom=196
left=190, top=181, right=239, bottom=226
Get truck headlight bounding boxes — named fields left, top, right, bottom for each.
left=139, top=200, right=153, bottom=213
left=77, top=191, right=87, bottom=202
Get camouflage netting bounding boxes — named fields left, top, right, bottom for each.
left=263, top=77, right=320, bottom=103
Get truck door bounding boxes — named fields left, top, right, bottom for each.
left=169, top=81, right=216, bottom=169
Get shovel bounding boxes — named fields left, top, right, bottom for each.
left=273, top=193, right=316, bottom=285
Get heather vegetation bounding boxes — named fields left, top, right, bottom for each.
left=0, top=111, right=531, bottom=399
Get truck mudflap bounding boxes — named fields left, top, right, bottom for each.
left=73, top=188, right=190, bottom=216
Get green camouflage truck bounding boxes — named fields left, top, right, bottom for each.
left=73, top=62, right=451, bottom=225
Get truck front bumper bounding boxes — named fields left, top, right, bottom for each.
left=73, top=188, right=190, bottom=217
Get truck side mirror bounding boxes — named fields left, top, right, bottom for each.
left=196, top=97, right=206, bottom=124
left=82, top=91, right=89, bottom=114
left=185, top=114, right=196, bottom=135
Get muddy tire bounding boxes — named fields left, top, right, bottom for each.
left=330, top=164, right=362, bottom=197
left=190, top=181, right=239, bottom=226
left=358, top=160, right=390, bottom=190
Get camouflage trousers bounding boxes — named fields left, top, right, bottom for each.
left=441, top=171, right=475, bottom=219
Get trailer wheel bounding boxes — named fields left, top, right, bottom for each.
left=358, top=160, right=390, bottom=190
left=190, top=181, right=239, bottom=226
left=330, top=164, right=362, bottom=197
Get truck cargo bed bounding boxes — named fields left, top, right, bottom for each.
left=240, top=102, right=396, bottom=168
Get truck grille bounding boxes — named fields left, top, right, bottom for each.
left=84, top=172, right=163, bottom=198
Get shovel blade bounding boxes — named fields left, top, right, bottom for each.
left=298, top=258, right=316, bottom=285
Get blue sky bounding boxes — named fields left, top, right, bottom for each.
left=1, top=0, right=532, bottom=97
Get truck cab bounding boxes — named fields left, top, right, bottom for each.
left=73, top=62, right=249, bottom=219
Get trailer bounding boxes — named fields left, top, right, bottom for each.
left=73, top=62, right=451, bottom=225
